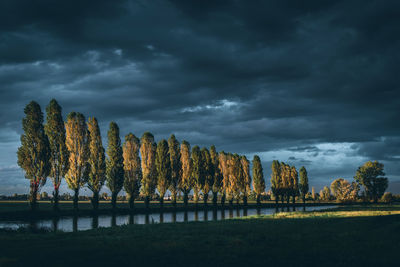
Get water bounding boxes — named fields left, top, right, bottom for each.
left=0, top=205, right=335, bottom=232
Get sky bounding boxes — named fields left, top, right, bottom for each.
left=0, top=0, right=399, bottom=196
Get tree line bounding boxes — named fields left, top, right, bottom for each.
left=17, top=100, right=389, bottom=211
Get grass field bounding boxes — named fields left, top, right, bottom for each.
left=1, top=205, right=399, bottom=267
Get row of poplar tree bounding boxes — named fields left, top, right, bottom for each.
left=18, top=99, right=310, bottom=211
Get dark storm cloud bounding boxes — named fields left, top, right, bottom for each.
left=0, top=0, right=399, bottom=194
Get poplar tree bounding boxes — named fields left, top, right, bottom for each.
left=270, top=160, right=281, bottom=204
left=311, top=186, right=316, bottom=203
left=87, top=117, right=106, bottom=210
left=191, top=145, right=202, bottom=205
left=240, top=155, right=251, bottom=206
left=252, top=155, right=265, bottom=205
left=123, top=133, right=141, bottom=210
left=17, top=101, right=51, bottom=211
left=201, top=147, right=213, bottom=206
left=231, top=154, right=243, bottom=204
left=218, top=152, right=229, bottom=205
left=210, top=145, right=222, bottom=206
left=299, top=166, right=309, bottom=204
left=44, top=99, right=68, bottom=211
left=65, top=112, right=88, bottom=210
left=290, top=166, right=299, bottom=204
left=282, top=163, right=291, bottom=204
left=140, top=132, right=157, bottom=208
left=156, top=139, right=171, bottom=208
left=168, top=134, right=181, bottom=207
left=106, top=122, right=124, bottom=210
left=179, top=140, right=192, bottom=207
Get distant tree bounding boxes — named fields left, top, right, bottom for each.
left=201, top=147, right=213, bottom=206
left=311, top=186, right=316, bottom=203
left=210, top=145, right=222, bottom=206
left=168, top=134, right=181, bottom=207
left=270, top=160, right=281, bottom=204
left=18, top=101, right=51, bottom=211
left=381, top=192, right=393, bottom=204
left=123, top=133, right=142, bottom=210
left=290, top=166, right=299, bottom=204
left=354, top=161, right=388, bottom=203
left=320, top=186, right=331, bottom=201
left=240, top=155, right=251, bottom=206
left=155, top=139, right=171, bottom=208
left=87, top=117, right=106, bottom=210
left=65, top=112, right=88, bottom=211
left=179, top=141, right=192, bottom=207
left=44, top=99, right=68, bottom=211
left=330, top=178, right=359, bottom=203
left=106, top=122, right=124, bottom=210
left=252, top=155, right=265, bottom=205
left=140, top=132, right=157, bottom=209
left=191, top=146, right=202, bottom=205
left=299, top=166, right=309, bottom=204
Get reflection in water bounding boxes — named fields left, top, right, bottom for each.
left=0, top=205, right=335, bottom=232
left=52, top=217, right=59, bottom=232
left=293, top=206, right=296, bottom=212
left=111, top=213, right=116, bottom=227
left=303, top=206, right=306, bottom=212
left=212, top=209, right=217, bottom=221
left=92, top=215, right=99, bottom=229
left=73, top=215, right=78, bottom=233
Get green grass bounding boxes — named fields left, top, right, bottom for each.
left=1, top=205, right=399, bottom=267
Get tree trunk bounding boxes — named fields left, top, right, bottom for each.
left=29, top=181, right=39, bottom=211
left=257, top=194, right=261, bottom=206
left=243, top=195, right=248, bottom=206
left=53, top=186, right=59, bottom=211
left=111, top=192, right=117, bottom=210
left=73, top=188, right=79, bottom=211
left=212, top=192, right=218, bottom=206
left=91, top=191, right=99, bottom=210
left=236, top=198, right=240, bottom=205
left=303, top=195, right=306, bottom=204
left=281, top=195, right=284, bottom=204
left=145, top=196, right=150, bottom=209
left=183, top=192, right=188, bottom=208
left=229, top=198, right=233, bottom=206
left=292, top=195, right=296, bottom=205
left=274, top=194, right=278, bottom=205
left=129, top=195, right=135, bottom=210
left=221, top=194, right=226, bottom=206
left=203, top=193, right=208, bottom=206
left=160, top=197, right=164, bottom=209
left=286, top=194, right=290, bottom=205
left=171, top=192, right=177, bottom=208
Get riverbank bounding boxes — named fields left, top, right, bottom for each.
left=0, top=200, right=339, bottom=220
left=1, top=205, right=399, bottom=266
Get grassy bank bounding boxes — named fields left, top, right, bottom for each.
left=1, top=205, right=399, bottom=266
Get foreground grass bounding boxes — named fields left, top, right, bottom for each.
left=1, top=205, right=399, bottom=267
